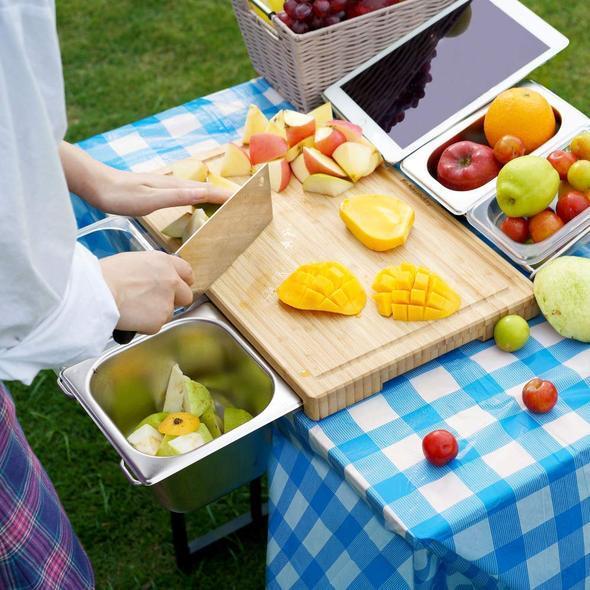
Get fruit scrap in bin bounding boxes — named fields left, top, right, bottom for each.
left=339, top=194, right=414, bottom=251
left=372, top=263, right=460, bottom=321
left=278, top=262, right=366, bottom=316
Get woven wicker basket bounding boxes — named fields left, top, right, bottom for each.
left=232, top=0, right=459, bottom=112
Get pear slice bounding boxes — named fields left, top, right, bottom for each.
left=224, top=407, right=253, bottom=433
left=167, top=424, right=213, bottom=455
left=163, top=363, right=185, bottom=413
left=201, top=404, right=222, bottom=438
left=183, top=380, right=213, bottom=417
left=127, top=424, right=162, bottom=456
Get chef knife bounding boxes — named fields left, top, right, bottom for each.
left=113, top=164, right=273, bottom=344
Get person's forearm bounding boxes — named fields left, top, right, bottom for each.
left=59, top=141, right=115, bottom=209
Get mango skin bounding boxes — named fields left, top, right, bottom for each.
left=533, top=256, right=590, bottom=342
left=340, top=194, right=414, bottom=252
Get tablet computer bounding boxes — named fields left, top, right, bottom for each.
left=323, top=0, right=569, bottom=164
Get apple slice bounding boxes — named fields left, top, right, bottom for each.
left=303, top=147, right=346, bottom=178
left=283, top=110, right=316, bottom=147
left=327, top=120, right=363, bottom=142
left=265, top=111, right=287, bottom=140
left=249, top=133, right=288, bottom=165
left=308, top=102, right=333, bottom=127
left=332, top=142, right=374, bottom=182
left=207, top=173, right=239, bottom=192
left=242, top=104, right=269, bottom=145
left=171, top=159, right=208, bottom=181
left=182, top=209, right=209, bottom=243
left=285, top=136, right=314, bottom=162
left=314, top=127, right=346, bottom=157
left=161, top=206, right=194, bottom=238
left=303, top=174, right=353, bottom=197
left=268, top=159, right=292, bottom=192
left=291, top=154, right=310, bottom=183
left=363, top=151, right=384, bottom=177
left=219, top=143, right=252, bottom=177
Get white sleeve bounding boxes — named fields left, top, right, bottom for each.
left=0, top=244, right=120, bottom=384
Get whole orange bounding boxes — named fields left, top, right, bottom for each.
left=484, top=88, right=556, bottom=153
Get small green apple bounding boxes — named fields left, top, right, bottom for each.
left=496, top=156, right=559, bottom=217
left=570, top=131, right=590, bottom=160
left=224, top=407, right=254, bottom=433
left=493, top=315, right=530, bottom=352
left=567, top=160, right=590, bottom=192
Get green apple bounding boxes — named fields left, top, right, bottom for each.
left=567, top=160, right=590, bottom=192
left=493, top=315, right=530, bottom=352
left=133, top=412, right=169, bottom=433
left=534, top=256, right=590, bottom=342
left=183, top=380, right=213, bottom=417
left=496, top=156, right=559, bottom=217
left=224, top=407, right=254, bottom=433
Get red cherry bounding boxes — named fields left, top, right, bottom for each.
left=500, top=216, right=529, bottom=243
left=422, top=430, right=458, bottom=466
left=522, top=378, right=557, bottom=414
left=556, top=191, right=590, bottom=223
left=547, top=150, right=578, bottom=180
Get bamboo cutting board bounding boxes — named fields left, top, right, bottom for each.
left=140, top=152, right=538, bottom=420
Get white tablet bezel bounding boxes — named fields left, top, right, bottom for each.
left=323, top=0, right=569, bottom=164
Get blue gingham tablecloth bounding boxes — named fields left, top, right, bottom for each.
left=75, top=77, right=590, bottom=589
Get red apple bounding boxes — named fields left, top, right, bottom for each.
left=493, top=135, right=526, bottom=165
left=314, top=127, right=346, bottom=157
left=290, top=153, right=310, bottom=183
left=529, top=209, right=564, bottom=242
left=249, top=133, right=288, bottom=165
left=327, top=119, right=363, bottom=142
left=522, top=378, right=557, bottom=414
left=267, top=159, right=291, bottom=192
left=422, top=430, right=458, bottom=467
left=303, top=147, right=346, bottom=178
left=500, top=217, right=529, bottom=243
left=556, top=190, right=589, bottom=222
left=283, top=110, right=316, bottom=147
left=547, top=150, right=577, bottom=180
left=437, top=141, right=501, bottom=191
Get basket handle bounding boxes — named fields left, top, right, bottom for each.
left=247, top=0, right=275, bottom=18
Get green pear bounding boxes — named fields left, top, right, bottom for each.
left=496, top=156, right=559, bottom=217
left=127, top=424, right=162, bottom=456
left=201, top=405, right=222, bottom=438
left=534, top=256, right=590, bottom=342
left=133, top=412, right=169, bottom=433
left=156, top=434, right=179, bottom=456
left=183, top=380, right=212, bottom=417
left=224, top=407, right=253, bottom=433
left=163, top=364, right=185, bottom=412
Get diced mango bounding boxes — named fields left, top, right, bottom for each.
left=339, top=194, right=415, bottom=252
left=373, top=263, right=461, bottom=321
left=278, top=262, right=366, bottom=316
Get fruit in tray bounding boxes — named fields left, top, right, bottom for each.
left=339, top=194, right=414, bottom=251
left=276, top=0, right=401, bottom=34
left=534, top=256, right=590, bottom=342
left=277, top=261, right=366, bottom=315
left=127, top=363, right=253, bottom=456
left=436, top=141, right=500, bottom=191
left=483, top=88, right=556, bottom=153
left=372, top=263, right=460, bottom=321
left=569, top=130, right=590, bottom=160
left=496, top=156, right=559, bottom=218
left=435, top=89, right=557, bottom=191
left=498, top=132, right=590, bottom=245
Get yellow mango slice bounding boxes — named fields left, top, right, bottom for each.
left=158, top=412, right=200, bottom=436
left=278, top=262, right=366, bottom=316
left=340, top=194, right=415, bottom=252
left=373, top=263, right=460, bottom=321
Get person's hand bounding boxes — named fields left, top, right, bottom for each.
left=93, top=168, right=231, bottom=216
left=59, top=141, right=231, bottom=216
left=100, top=251, right=194, bottom=334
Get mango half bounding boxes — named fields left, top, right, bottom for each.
left=340, top=194, right=414, bottom=252
left=373, top=263, right=460, bottom=321
left=278, top=261, right=366, bottom=316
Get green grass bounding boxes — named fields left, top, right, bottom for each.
left=7, top=0, right=588, bottom=587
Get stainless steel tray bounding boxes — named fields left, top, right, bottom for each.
left=400, top=80, right=589, bottom=215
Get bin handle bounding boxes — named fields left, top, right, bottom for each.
left=119, top=460, right=143, bottom=486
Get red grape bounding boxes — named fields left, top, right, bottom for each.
left=330, top=0, right=348, bottom=12
left=309, top=15, right=324, bottom=29
left=284, top=0, right=298, bottom=18
left=277, top=11, right=293, bottom=26
left=291, top=20, right=310, bottom=33
left=313, top=0, right=331, bottom=16
left=294, top=2, right=312, bottom=20
left=324, top=13, right=341, bottom=25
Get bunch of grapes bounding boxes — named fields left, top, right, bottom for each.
left=277, top=0, right=400, bottom=34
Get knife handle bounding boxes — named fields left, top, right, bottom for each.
left=113, top=329, right=136, bottom=345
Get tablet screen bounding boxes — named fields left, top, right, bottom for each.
left=341, top=0, right=550, bottom=149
